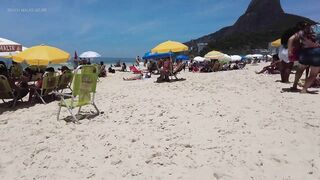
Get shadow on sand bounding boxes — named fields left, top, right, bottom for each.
left=281, top=88, right=319, bottom=94
left=155, top=78, right=186, bottom=83
left=61, top=111, right=102, bottom=123
left=0, top=96, right=57, bottom=115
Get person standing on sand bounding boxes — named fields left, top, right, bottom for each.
left=297, top=24, right=320, bottom=93
left=135, top=56, right=141, bottom=66
left=288, top=21, right=313, bottom=90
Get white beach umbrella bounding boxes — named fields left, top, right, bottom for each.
left=230, top=55, right=242, bottom=61
left=0, top=46, right=28, bottom=58
left=0, top=38, right=23, bottom=57
left=79, top=51, right=101, bottom=58
left=193, top=56, right=205, bottom=62
left=252, top=54, right=263, bottom=59
left=219, top=54, right=232, bottom=64
left=245, top=54, right=253, bottom=59
left=0, top=37, right=22, bottom=49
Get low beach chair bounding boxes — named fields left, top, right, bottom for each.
left=170, top=62, right=185, bottom=80
left=34, top=72, right=59, bottom=104
left=0, top=75, right=24, bottom=107
left=56, top=70, right=73, bottom=93
left=129, top=66, right=142, bottom=74
left=56, top=65, right=100, bottom=122
left=10, top=64, right=23, bottom=80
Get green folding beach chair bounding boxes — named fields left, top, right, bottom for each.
left=56, top=65, right=99, bottom=122
left=56, top=70, right=73, bottom=93
left=34, top=72, right=59, bottom=104
left=0, top=75, right=21, bottom=107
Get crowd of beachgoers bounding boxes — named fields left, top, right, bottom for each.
left=0, top=53, right=262, bottom=109
left=0, top=21, right=319, bottom=180
left=0, top=21, right=319, bottom=111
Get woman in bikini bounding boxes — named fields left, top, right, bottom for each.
left=298, top=24, right=320, bottom=93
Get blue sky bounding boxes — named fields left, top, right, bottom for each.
left=1, top=0, right=319, bottom=58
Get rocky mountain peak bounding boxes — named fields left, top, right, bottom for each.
left=245, top=0, right=284, bottom=15
left=185, top=0, right=315, bottom=55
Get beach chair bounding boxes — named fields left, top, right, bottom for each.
left=129, top=66, right=142, bottom=74
left=0, top=75, right=24, bottom=107
left=56, top=70, right=73, bottom=93
left=29, top=72, right=43, bottom=82
left=33, top=72, right=59, bottom=104
left=56, top=65, right=100, bottom=122
left=170, top=62, right=185, bottom=80
left=10, top=64, right=23, bottom=80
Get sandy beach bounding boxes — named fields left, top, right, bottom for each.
left=0, top=62, right=319, bottom=180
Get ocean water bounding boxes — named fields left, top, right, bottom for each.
left=0, top=57, right=136, bottom=70
left=89, top=57, right=136, bottom=66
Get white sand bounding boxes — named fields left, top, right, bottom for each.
left=0, top=63, right=319, bottom=180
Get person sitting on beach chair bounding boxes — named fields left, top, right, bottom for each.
left=255, top=54, right=281, bottom=74
left=157, top=58, right=171, bottom=82
left=0, top=61, right=9, bottom=77
left=0, top=75, right=29, bottom=108
left=29, top=67, right=59, bottom=104
left=0, top=67, right=29, bottom=107
left=57, top=66, right=73, bottom=93
left=9, top=61, right=23, bottom=80
left=169, top=61, right=185, bottom=80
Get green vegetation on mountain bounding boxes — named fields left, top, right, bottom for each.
left=186, top=0, right=316, bottom=55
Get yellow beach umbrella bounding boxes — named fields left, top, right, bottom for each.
left=12, top=45, right=70, bottom=65
left=151, top=40, right=188, bottom=53
left=271, top=39, right=281, bottom=47
left=204, top=50, right=231, bottom=64
left=204, top=50, right=225, bottom=59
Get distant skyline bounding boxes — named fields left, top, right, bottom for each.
left=1, top=0, right=319, bottom=57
